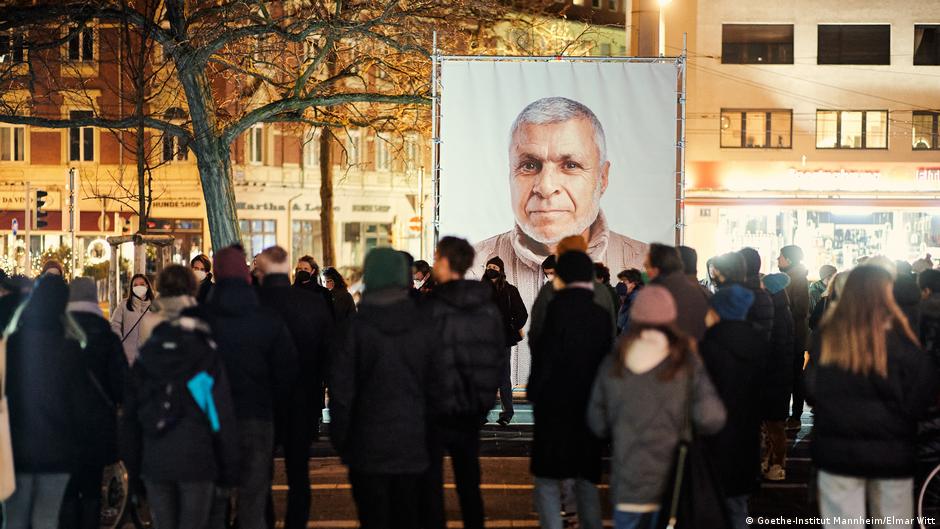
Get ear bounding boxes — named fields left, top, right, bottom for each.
left=599, top=161, right=610, bottom=195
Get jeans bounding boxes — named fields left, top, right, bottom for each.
left=613, top=510, right=660, bottom=529
left=725, top=495, right=750, bottom=529
left=818, top=470, right=913, bottom=529
left=422, top=422, right=485, bottom=529
left=349, top=471, right=421, bottom=529
left=237, top=419, right=275, bottom=529
left=533, top=477, right=602, bottom=529
left=498, top=352, right=513, bottom=422
left=763, top=420, right=787, bottom=468
left=59, top=465, right=104, bottom=529
left=5, top=473, right=71, bottom=529
left=145, top=480, right=215, bottom=529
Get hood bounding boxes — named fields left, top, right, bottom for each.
left=138, top=315, right=214, bottom=378
left=763, top=273, right=791, bottom=295
left=432, top=280, right=493, bottom=309
left=922, top=294, right=940, bottom=318
left=206, top=279, right=259, bottom=316
left=894, top=277, right=922, bottom=307
left=358, top=288, right=418, bottom=335
left=152, top=295, right=197, bottom=321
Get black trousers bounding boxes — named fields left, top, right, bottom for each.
left=498, top=351, right=514, bottom=422
left=791, top=350, right=806, bottom=418
left=274, top=407, right=319, bottom=529
left=422, top=422, right=484, bottom=529
left=58, top=465, right=103, bottom=529
left=349, top=471, right=421, bottom=529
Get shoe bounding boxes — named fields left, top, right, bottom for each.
left=786, top=416, right=801, bottom=431
left=497, top=417, right=511, bottom=427
left=764, top=464, right=786, bottom=481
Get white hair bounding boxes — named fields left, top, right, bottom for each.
left=509, top=97, right=607, bottom=163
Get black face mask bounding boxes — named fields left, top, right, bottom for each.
left=483, top=269, right=500, bottom=281
left=294, top=271, right=312, bottom=285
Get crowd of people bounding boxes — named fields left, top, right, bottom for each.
left=2, top=236, right=940, bottom=529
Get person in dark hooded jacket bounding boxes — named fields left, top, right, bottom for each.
left=778, top=245, right=810, bottom=427
left=5, top=275, right=95, bottom=529
left=917, top=269, right=940, bottom=484
left=421, top=237, right=505, bottom=529
left=205, top=246, right=299, bottom=529
left=330, top=248, right=444, bottom=529
left=700, top=284, right=767, bottom=529
left=483, top=256, right=527, bottom=426
left=760, top=273, right=795, bottom=482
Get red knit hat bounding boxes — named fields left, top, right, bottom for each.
left=629, top=285, right=677, bottom=326
left=213, top=246, right=251, bottom=284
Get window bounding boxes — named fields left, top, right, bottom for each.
left=247, top=125, right=263, bottom=164
left=591, top=0, right=601, bottom=8
left=915, top=25, right=940, bottom=65
left=913, top=111, right=939, bottom=150
left=162, top=134, right=189, bottom=162
left=69, top=110, right=94, bottom=161
left=0, top=31, right=26, bottom=64
left=292, top=220, right=322, bottom=264
left=344, top=129, right=362, bottom=166
left=67, top=26, right=94, bottom=62
left=375, top=133, right=391, bottom=171
left=816, top=110, right=888, bottom=149
left=818, top=25, right=890, bottom=65
left=239, top=219, right=276, bottom=257
left=722, top=24, right=793, bottom=64
left=304, top=129, right=320, bottom=168
left=405, top=133, right=419, bottom=171
left=609, top=0, right=618, bottom=10
left=720, top=110, right=792, bottom=148
left=0, top=125, right=24, bottom=161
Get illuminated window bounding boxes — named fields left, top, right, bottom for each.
left=69, top=110, right=94, bottom=161
left=344, top=129, right=362, bottom=166
left=239, top=219, right=276, bottom=257
left=720, top=110, right=792, bottom=149
left=722, top=25, right=793, bottom=64
left=913, top=111, right=939, bottom=150
left=375, top=133, right=391, bottom=171
left=0, top=31, right=26, bottom=64
left=247, top=125, right=263, bottom=164
left=304, top=128, right=320, bottom=168
left=818, top=25, right=890, bottom=65
left=915, top=26, right=940, bottom=65
left=0, top=125, right=25, bottom=162
left=67, top=26, right=94, bottom=62
left=816, top=110, right=888, bottom=149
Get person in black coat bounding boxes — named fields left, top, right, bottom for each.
left=807, top=266, right=937, bottom=526
left=191, top=254, right=214, bottom=304
left=894, top=261, right=922, bottom=336
left=330, top=248, right=444, bottom=529
left=324, top=267, right=357, bottom=324
left=205, top=246, right=299, bottom=529
left=421, top=237, right=505, bottom=529
left=294, top=255, right=335, bottom=319
left=258, top=247, right=334, bottom=529
left=60, top=278, right=127, bottom=529
left=5, top=275, right=95, bottom=529
left=738, top=248, right=775, bottom=342
left=761, top=273, right=795, bottom=481
left=917, top=269, right=940, bottom=484
left=483, top=256, right=527, bottom=426
left=778, top=245, right=810, bottom=426
left=700, top=284, right=768, bottom=529
left=120, top=266, right=239, bottom=529
left=529, top=251, right=612, bottom=529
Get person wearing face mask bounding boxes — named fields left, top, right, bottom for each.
left=110, top=274, right=154, bottom=366
left=191, top=254, right=214, bottom=304
left=482, top=256, right=527, bottom=426
left=413, top=260, right=436, bottom=295
left=323, top=267, right=356, bottom=324
left=294, top=255, right=335, bottom=319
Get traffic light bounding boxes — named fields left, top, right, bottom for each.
left=35, top=190, right=48, bottom=229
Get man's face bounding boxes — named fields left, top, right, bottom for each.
left=644, top=254, right=660, bottom=281
left=509, top=118, right=609, bottom=245
left=778, top=255, right=790, bottom=270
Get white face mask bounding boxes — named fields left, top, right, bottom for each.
left=132, top=285, right=149, bottom=299
left=414, top=278, right=426, bottom=289
left=193, top=270, right=207, bottom=282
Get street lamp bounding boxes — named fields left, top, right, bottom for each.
left=658, top=0, right=672, bottom=57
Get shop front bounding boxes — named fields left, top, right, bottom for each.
left=685, top=161, right=940, bottom=276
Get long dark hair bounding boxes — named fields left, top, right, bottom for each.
left=125, top=273, right=154, bottom=311
left=614, top=322, right=695, bottom=381
left=323, top=267, right=347, bottom=290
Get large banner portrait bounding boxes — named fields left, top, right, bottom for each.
left=438, top=59, right=680, bottom=384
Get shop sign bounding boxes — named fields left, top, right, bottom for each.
left=788, top=168, right=882, bottom=188
left=236, top=201, right=326, bottom=212
left=352, top=204, right=391, bottom=212
left=152, top=198, right=203, bottom=209
left=917, top=168, right=940, bottom=182
left=0, top=190, right=62, bottom=210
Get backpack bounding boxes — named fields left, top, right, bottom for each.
left=135, top=315, right=220, bottom=438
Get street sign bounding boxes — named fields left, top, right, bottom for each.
left=11, top=218, right=17, bottom=236
left=409, top=216, right=421, bottom=232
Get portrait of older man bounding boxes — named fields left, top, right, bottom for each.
left=473, top=96, right=648, bottom=310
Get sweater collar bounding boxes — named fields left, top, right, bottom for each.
left=509, top=211, right=611, bottom=270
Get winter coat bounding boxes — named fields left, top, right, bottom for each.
left=700, top=321, right=768, bottom=496
left=529, top=288, right=612, bottom=482
left=806, top=329, right=938, bottom=478
left=331, top=286, right=357, bottom=324
left=69, top=307, right=127, bottom=467
left=258, top=274, right=334, bottom=420
left=783, top=263, right=810, bottom=353
left=918, top=295, right=940, bottom=464
left=196, top=275, right=214, bottom=305
left=809, top=296, right=831, bottom=332
left=764, top=289, right=795, bottom=420
left=426, top=280, right=505, bottom=422
left=652, top=272, right=709, bottom=342
left=808, top=280, right=827, bottom=315
left=894, top=276, right=922, bottom=336
left=490, top=280, right=528, bottom=347
left=138, top=295, right=198, bottom=346
left=742, top=277, right=775, bottom=343
left=530, top=280, right=616, bottom=342
left=203, top=278, right=299, bottom=422
left=110, top=296, right=152, bottom=365
left=587, top=338, right=726, bottom=505
left=329, top=288, right=443, bottom=474
left=295, top=280, right=336, bottom=321
left=121, top=312, right=239, bottom=486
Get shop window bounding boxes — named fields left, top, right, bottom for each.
left=69, top=110, right=94, bottom=161
left=0, top=125, right=25, bottom=161
left=815, top=110, right=888, bottom=149
left=67, top=26, right=94, bottom=63
left=375, top=133, right=391, bottom=171
left=0, top=31, right=26, bottom=64
left=720, top=110, right=791, bottom=149
left=915, top=26, right=940, bottom=66
left=239, top=219, right=276, bottom=257
left=914, top=111, right=939, bottom=150
left=818, top=25, right=890, bottom=65
left=247, top=125, right=264, bottom=164
left=722, top=24, right=793, bottom=64
left=292, top=220, right=322, bottom=264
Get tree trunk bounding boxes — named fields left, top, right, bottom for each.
left=319, top=129, right=335, bottom=266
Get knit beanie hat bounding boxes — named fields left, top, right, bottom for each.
left=710, top=284, right=754, bottom=321
left=486, top=256, right=505, bottom=274
left=739, top=247, right=762, bottom=277
left=556, top=251, right=593, bottom=284
left=629, top=285, right=677, bottom=326
left=69, top=277, right=98, bottom=303
left=213, top=246, right=251, bottom=284
left=763, top=273, right=791, bottom=295
left=364, top=247, right=408, bottom=292
left=780, top=245, right=804, bottom=265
